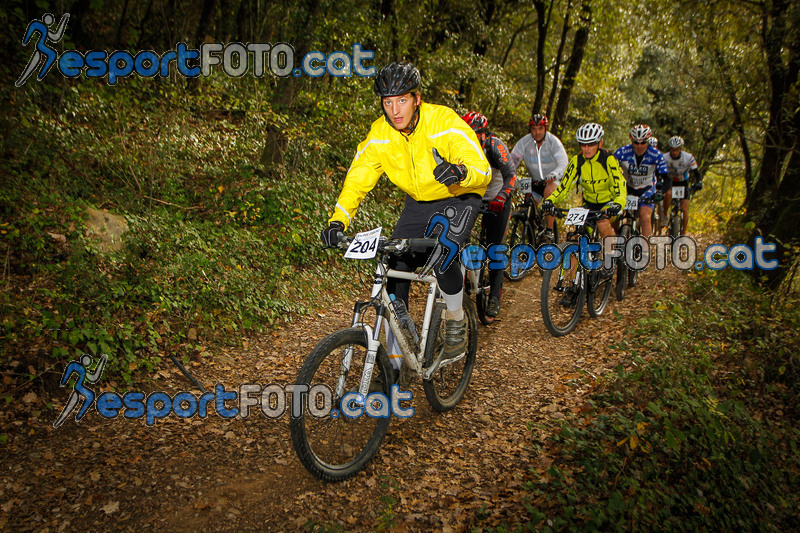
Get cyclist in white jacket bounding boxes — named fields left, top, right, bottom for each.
left=510, top=114, right=569, bottom=241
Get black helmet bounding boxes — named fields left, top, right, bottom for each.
left=373, top=62, right=421, bottom=97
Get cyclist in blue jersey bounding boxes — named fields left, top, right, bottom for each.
left=613, top=124, right=670, bottom=241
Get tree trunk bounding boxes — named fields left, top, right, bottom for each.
left=68, top=0, right=94, bottom=49
left=547, top=0, right=573, bottom=119
left=194, top=0, right=217, bottom=48
left=261, top=0, right=322, bottom=169
left=380, top=0, right=398, bottom=60
left=115, top=0, right=131, bottom=47
left=532, top=0, right=548, bottom=113
left=551, top=0, right=591, bottom=138
left=745, top=0, right=800, bottom=287
left=746, top=0, right=793, bottom=215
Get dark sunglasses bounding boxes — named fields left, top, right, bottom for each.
left=579, top=142, right=599, bottom=147
left=633, top=141, right=648, bottom=145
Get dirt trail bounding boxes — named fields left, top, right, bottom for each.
left=0, top=267, right=679, bottom=532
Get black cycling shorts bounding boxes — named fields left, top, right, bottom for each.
left=388, top=194, right=481, bottom=298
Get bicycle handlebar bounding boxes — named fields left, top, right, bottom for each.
left=332, top=236, right=439, bottom=255
left=546, top=207, right=606, bottom=220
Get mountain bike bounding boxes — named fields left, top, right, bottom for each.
left=504, top=182, right=559, bottom=281
left=615, top=196, right=643, bottom=301
left=666, top=183, right=699, bottom=238
left=290, top=231, right=478, bottom=481
left=650, top=202, right=661, bottom=236
left=464, top=202, right=501, bottom=325
left=540, top=207, right=614, bottom=337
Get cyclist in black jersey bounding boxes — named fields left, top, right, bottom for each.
left=462, top=111, right=517, bottom=318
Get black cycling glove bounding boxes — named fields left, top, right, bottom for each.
left=320, top=221, right=345, bottom=248
left=603, top=203, right=621, bottom=217
left=432, top=148, right=466, bottom=187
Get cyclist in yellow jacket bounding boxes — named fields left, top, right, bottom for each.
left=541, top=123, right=626, bottom=304
left=542, top=122, right=626, bottom=239
left=321, top=62, right=491, bottom=364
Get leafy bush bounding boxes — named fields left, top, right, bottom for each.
left=0, top=76, right=402, bottom=388
left=522, top=269, right=800, bottom=531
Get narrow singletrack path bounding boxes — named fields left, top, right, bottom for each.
left=0, top=265, right=682, bottom=531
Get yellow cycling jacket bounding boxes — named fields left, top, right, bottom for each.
left=329, top=102, right=491, bottom=228
left=546, top=148, right=626, bottom=208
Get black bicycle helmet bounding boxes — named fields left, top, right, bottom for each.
left=374, top=62, right=421, bottom=97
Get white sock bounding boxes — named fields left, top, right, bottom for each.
left=443, top=290, right=465, bottom=321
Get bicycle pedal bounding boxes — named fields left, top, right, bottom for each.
left=423, top=351, right=466, bottom=379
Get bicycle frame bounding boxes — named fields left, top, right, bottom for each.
left=341, top=255, right=455, bottom=400
left=512, top=197, right=542, bottom=232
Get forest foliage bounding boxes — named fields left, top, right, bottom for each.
left=1, top=0, right=799, bottom=527
left=3, top=0, right=795, bottom=376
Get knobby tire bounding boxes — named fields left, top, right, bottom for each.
left=422, top=295, right=478, bottom=411
left=290, top=328, right=393, bottom=482
left=541, top=264, right=584, bottom=337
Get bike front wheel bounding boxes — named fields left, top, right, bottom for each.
left=669, top=211, right=681, bottom=239
left=628, top=228, right=641, bottom=288
left=504, top=214, right=535, bottom=281
left=541, top=265, right=584, bottom=337
left=423, top=295, right=478, bottom=411
left=290, top=328, right=393, bottom=482
left=616, top=224, right=630, bottom=301
left=587, top=267, right=613, bottom=318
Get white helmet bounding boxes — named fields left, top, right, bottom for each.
left=576, top=123, right=604, bottom=144
left=629, top=124, right=652, bottom=142
left=668, top=136, right=684, bottom=148
left=648, top=137, right=659, bottom=147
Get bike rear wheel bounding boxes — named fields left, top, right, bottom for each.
left=504, top=213, right=536, bottom=281
left=541, top=264, right=584, bottom=337
left=290, top=328, right=392, bottom=481
left=422, top=295, right=478, bottom=411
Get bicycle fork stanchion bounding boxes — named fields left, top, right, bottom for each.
left=355, top=324, right=380, bottom=402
